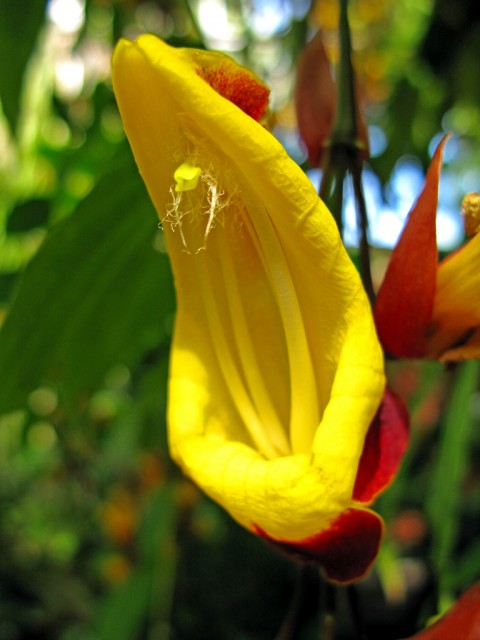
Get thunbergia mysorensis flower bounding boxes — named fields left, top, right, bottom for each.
left=375, top=135, right=480, bottom=362
left=112, top=35, right=407, bottom=583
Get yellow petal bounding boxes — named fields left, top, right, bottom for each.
left=112, top=35, right=384, bottom=545
left=462, top=192, right=480, bottom=237
left=427, top=232, right=480, bottom=358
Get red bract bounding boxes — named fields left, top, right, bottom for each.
left=353, top=388, right=409, bottom=504
left=374, top=135, right=480, bottom=362
left=403, top=582, right=480, bottom=639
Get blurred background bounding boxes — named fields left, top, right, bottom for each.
left=0, top=0, right=480, bottom=638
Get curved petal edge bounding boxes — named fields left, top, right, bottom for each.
left=353, top=388, right=410, bottom=504
left=254, top=508, right=384, bottom=584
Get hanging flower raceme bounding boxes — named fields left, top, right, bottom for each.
left=112, top=35, right=408, bottom=583
left=375, top=135, right=480, bottom=362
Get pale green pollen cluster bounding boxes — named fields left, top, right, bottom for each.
left=174, top=162, right=202, bottom=192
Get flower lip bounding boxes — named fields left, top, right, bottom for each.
left=253, top=508, right=384, bottom=584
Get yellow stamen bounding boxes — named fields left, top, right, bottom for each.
left=461, top=192, right=480, bottom=237
left=174, top=162, right=202, bottom=192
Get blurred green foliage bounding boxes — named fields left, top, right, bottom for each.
left=0, top=154, right=175, bottom=413
left=0, top=1, right=480, bottom=639
left=0, top=0, right=46, bottom=133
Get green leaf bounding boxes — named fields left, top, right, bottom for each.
left=447, top=539, right=480, bottom=590
left=0, top=155, right=175, bottom=414
left=96, top=567, right=152, bottom=640
left=95, top=486, right=177, bottom=640
left=426, top=361, right=479, bottom=603
left=0, top=0, right=47, bottom=132
left=138, top=485, right=177, bottom=617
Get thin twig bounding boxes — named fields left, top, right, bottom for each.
left=347, top=584, right=369, bottom=640
left=319, top=146, right=348, bottom=235
left=321, top=582, right=336, bottom=640
left=351, top=166, right=375, bottom=305
left=274, top=565, right=309, bottom=640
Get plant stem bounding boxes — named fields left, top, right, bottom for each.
left=274, top=565, right=309, bottom=640
left=347, top=584, right=369, bottom=640
left=332, top=0, right=358, bottom=146
left=318, top=0, right=375, bottom=302
left=320, top=146, right=348, bottom=235
left=321, top=581, right=336, bottom=640
left=352, top=165, right=375, bottom=305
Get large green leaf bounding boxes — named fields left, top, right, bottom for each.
left=0, top=155, right=175, bottom=414
left=0, top=0, right=47, bottom=132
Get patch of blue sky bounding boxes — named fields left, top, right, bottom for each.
left=197, top=0, right=246, bottom=50
left=307, top=159, right=463, bottom=250
left=248, top=0, right=293, bottom=39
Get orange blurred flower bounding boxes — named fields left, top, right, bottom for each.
left=100, top=553, right=132, bottom=584
left=138, top=453, right=166, bottom=494
left=99, top=486, right=138, bottom=546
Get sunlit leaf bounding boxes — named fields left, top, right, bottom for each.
left=0, top=0, right=46, bottom=132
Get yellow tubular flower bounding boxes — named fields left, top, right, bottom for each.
left=429, top=231, right=480, bottom=360
left=112, top=35, right=387, bottom=583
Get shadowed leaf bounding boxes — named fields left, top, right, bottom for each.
left=0, top=153, right=175, bottom=414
